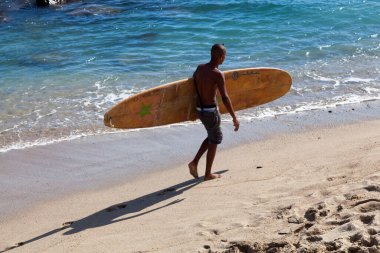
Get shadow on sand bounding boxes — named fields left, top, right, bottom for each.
left=1, top=170, right=228, bottom=252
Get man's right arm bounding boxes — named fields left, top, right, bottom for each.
left=216, top=71, right=240, bottom=131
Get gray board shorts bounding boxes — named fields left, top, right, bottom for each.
left=198, top=110, right=223, bottom=144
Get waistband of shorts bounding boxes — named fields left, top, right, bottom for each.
left=196, top=106, right=218, bottom=112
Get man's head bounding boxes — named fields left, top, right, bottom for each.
left=211, top=44, right=226, bottom=65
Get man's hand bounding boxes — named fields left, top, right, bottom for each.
left=233, top=118, right=240, bottom=132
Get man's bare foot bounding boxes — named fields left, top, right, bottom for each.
left=188, top=162, right=199, bottom=179
left=204, top=173, right=221, bottom=181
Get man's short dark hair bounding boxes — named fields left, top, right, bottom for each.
left=211, top=44, right=226, bottom=59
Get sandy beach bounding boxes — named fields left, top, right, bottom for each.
left=1, top=104, right=379, bottom=253
left=1, top=1, right=380, bottom=252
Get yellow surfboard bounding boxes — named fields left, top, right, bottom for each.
left=104, top=68, right=292, bottom=129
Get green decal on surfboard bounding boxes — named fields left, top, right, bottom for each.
left=139, top=103, right=151, bottom=117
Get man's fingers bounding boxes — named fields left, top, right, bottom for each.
left=233, top=122, right=240, bottom=131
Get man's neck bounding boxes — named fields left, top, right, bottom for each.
left=208, top=60, right=219, bottom=69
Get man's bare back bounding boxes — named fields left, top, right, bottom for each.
left=193, top=63, right=224, bottom=107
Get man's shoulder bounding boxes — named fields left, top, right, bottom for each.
left=197, top=63, right=207, bottom=69
left=212, top=68, right=224, bottom=77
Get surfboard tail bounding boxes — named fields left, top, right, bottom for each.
left=104, top=112, right=112, bottom=128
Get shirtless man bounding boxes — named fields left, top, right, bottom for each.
left=188, top=44, right=240, bottom=181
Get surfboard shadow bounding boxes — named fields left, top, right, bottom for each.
left=63, top=170, right=227, bottom=235
left=1, top=170, right=228, bottom=252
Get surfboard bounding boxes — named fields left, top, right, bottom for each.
left=104, top=68, right=292, bottom=129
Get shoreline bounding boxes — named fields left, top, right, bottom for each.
left=1, top=100, right=380, bottom=222
left=0, top=108, right=379, bottom=252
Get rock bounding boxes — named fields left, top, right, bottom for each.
left=36, top=0, right=49, bottom=7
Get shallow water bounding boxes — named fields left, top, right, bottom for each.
left=0, top=0, right=379, bottom=152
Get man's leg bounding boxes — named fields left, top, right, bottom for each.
left=204, top=142, right=220, bottom=181
left=188, top=138, right=209, bottom=179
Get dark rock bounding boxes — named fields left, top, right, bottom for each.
left=36, top=0, right=49, bottom=7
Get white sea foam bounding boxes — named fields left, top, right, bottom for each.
left=343, top=77, right=374, bottom=83
left=0, top=128, right=127, bottom=153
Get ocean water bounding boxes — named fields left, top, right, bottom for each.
left=0, top=0, right=379, bottom=152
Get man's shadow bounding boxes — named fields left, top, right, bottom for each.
left=1, top=170, right=228, bottom=252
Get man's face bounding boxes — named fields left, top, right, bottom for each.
left=219, top=52, right=226, bottom=65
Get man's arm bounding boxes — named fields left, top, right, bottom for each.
left=216, top=71, right=240, bottom=131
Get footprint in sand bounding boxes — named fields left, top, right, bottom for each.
left=353, top=199, right=380, bottom=213
left=360, top=214, right=375, bottom=225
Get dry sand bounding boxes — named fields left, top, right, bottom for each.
left=1, top=119, right=379, bottom=253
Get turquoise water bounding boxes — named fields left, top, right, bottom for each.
left=0, top=0, right=379, bottom=152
